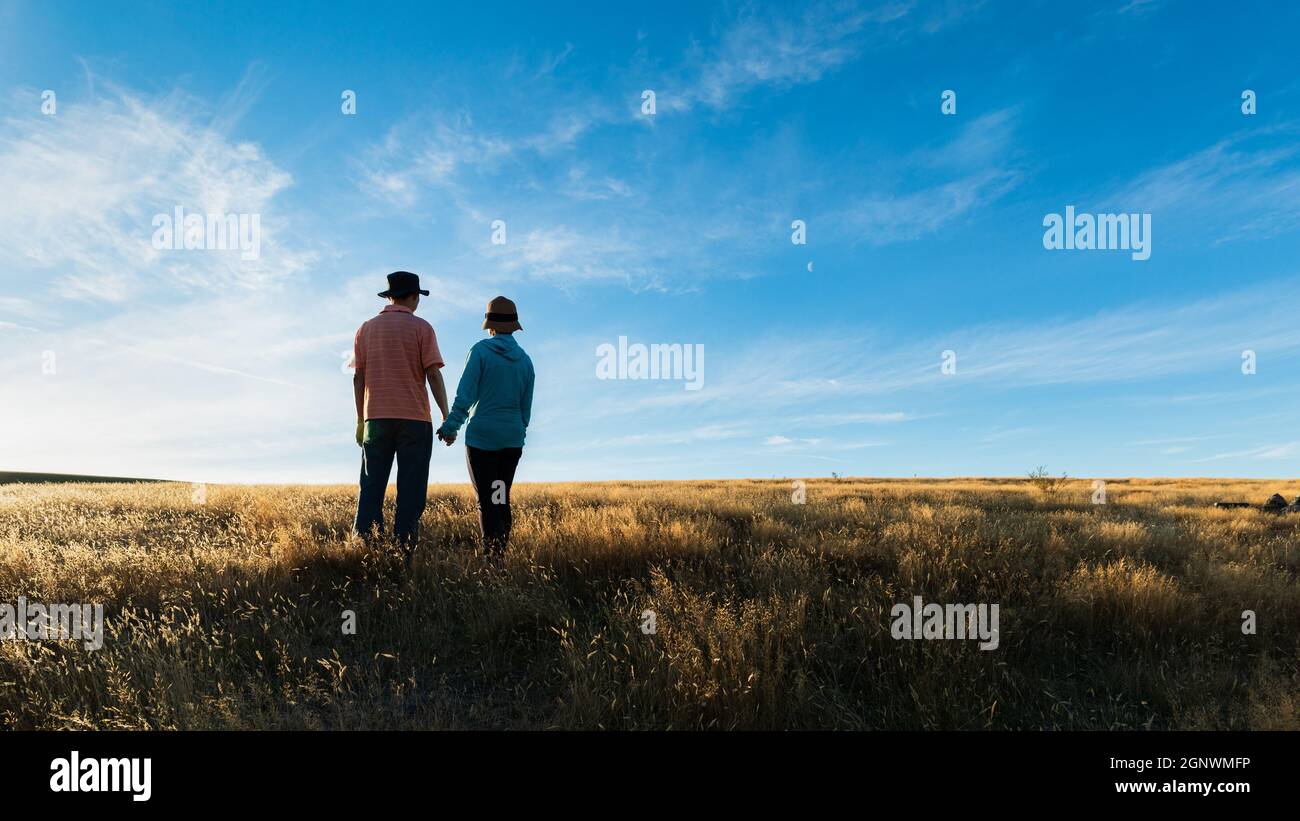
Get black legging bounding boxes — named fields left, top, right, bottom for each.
left=465, top=445, right=523, bottom=553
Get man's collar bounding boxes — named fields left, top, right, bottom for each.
left=381, top=305, right=413, bottom=314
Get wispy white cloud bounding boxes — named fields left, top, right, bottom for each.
left=0, top=288, right=374, bottom=482
left=0, top=296, right=39, bottom=319
left=535, top=42, right=575, bottom=78
left=662, top=1, right=937, bottom=113
left=981, top=427, right=1035, bottom=443
left=483, top=225, right=663, bottom=289
left=356, top=101, right=622, bottom=209
left=1193, top=441, right=1300, bottom=462
left=1128, top=434, right=1224, bottom=446
left=791, top=411, right=914, bottom=425
left=560, top=166, right=634, bottom=201
left=0, top=76, right=347, bottom=481
left=1108, top=128, right=1300, bottom=244
left=0, top=82, right=316, bottom=303
left=357, top=116, right=516, bottom=208
left=838, top=168, right=1020, bottom=244
left=833, top=110, right=1022, bottom=244
left=764, top=434, right=823, bottom=446
left=1112, top=0, right=1163, bottom=17
left=352, top=6, right=1000, bottom=297
left=590, top=277, right=1300, bottom=419
left=581, top=424, right=749, bottom=449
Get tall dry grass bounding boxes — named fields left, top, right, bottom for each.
left=0, top=477, right=1296, bottom=729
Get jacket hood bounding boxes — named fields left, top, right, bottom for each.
left=481, top=334, right=525, bottom=361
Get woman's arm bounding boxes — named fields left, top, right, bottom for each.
left=438, top=348, right=482, bottom=438
left=521, top=361, right=534, bottom=429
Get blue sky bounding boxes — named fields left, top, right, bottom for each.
left=3, top=0, right=1300, bottom=483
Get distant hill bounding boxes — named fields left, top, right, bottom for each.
left=0, top=471, right=165, bottom=485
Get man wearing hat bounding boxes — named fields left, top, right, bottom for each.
left=351, top=271, right=449, bottom=551
left=437, top=296, right=535, bottom=555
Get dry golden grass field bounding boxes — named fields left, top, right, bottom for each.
left=1, top=477, right=1297, bottom=730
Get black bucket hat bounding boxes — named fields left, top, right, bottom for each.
left=378, top=271, right=430, bottom=298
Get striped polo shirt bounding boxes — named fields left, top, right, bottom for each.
left=353, top=305, right=444, bottom=421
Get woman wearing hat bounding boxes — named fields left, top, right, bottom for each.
left=437, top=296, right=535, bottom=555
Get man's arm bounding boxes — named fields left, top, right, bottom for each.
left=426, top=366, right=449, bottom=421
left=352, top=326, right=366, bottom=437
left=353, top=370, right=366, bottom=446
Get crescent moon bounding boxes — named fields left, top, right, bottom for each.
left=806, top=261, right=814, bottom=272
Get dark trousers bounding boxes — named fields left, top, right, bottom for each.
left=354, top=419, right=433, bottom=545
left=465, top=445, right=523, bottom=553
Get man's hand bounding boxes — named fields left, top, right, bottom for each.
left=436, top=426, right=456, bottom=446
left=356, top=420, right=365, bottom=447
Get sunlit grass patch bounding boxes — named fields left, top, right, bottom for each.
left=0, top=477, right=1295, bottom=729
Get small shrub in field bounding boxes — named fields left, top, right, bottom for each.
left=1027, top=466, right=1069, bottom=497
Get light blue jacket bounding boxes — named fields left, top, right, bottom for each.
left=438, top=334, right=534, bottom=450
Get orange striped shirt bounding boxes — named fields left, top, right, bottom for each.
left=353, top=305, right=444, bottom=421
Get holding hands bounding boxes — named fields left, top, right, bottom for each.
left=436, top=422, right=456, bottom=447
